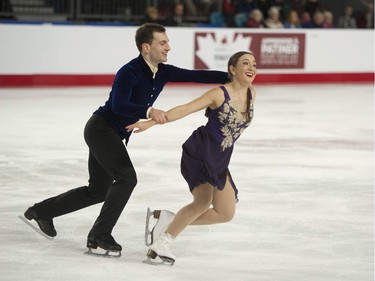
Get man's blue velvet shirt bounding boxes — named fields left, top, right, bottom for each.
left=94, top=54, right=229, bottom=143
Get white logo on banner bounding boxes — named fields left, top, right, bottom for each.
left=196, top=32, right=252, bottom=71
left=261, top=37, right=300, bottom=65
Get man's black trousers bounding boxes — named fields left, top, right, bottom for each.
left=33, top=114, right=137, bottom=236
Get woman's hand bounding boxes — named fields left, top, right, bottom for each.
left=126, top=120, right=156, bottom=133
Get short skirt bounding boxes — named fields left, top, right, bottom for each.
left=180, top=126, right=238, bottom=200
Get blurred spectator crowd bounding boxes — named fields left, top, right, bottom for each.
left=151, top=0, right=374, bottom=29
left=0, top=0, right=374, bottom=29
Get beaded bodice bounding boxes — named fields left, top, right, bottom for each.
left=205, top=86, right=253, bottom=151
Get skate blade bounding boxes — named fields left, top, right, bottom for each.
left=18, top=215, right=54, bottom=241
left=145, top=207, right=152, bottom=246
left=143, top=256, right=174, bottom=266
left=145, top=207, right=160, bottom=246
left=84, top=248, right=121, bottom=258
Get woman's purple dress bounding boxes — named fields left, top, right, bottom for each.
left=181, top=86, right=254, bottom=200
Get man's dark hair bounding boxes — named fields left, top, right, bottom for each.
left=135, top=23, right=166, bottom=52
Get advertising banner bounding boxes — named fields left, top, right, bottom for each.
left=194, top=31, right=305, bottom=70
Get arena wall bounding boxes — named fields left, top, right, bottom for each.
left=0, top=24, right=373, bottom=86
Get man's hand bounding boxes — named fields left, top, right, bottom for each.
left=149, top=108, right=167, bottom=124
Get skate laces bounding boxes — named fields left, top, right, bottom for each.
left=161, top=235, right=170, bottom=245
left=153, top=212, right=175, bottom=236
left=160, top=233, right=174, bottom=248
left=161, top=224, right=169, bottom=233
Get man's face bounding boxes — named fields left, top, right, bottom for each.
left=148, top=32, right=171, bottom=64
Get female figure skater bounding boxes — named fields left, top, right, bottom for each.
left=127, top=51, right=257, bottom=264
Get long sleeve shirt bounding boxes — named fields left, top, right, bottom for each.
left=94, top=54, right=229, bottom=143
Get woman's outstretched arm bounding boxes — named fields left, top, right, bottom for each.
left=126, top=87, right=222, bottom=133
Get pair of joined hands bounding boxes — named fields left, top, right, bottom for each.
left=126, top=107, right=167, bottom=133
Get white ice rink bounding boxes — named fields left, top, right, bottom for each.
left=0, top=84, right=373, bottom=281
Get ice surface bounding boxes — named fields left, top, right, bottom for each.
left=0, top=84, right=373, bottom=281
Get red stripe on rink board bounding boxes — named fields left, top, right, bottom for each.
left=0, top=73, right=373, bottom=87
left=0, top=74, right=115, bottom=87
left=255, top=73, right=374, bottom=84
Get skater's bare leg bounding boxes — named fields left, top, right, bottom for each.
left=148, top=178, right=236, bottom=263
left=166, top=182, right=213, bottom=237
left=191, top=177, right=236, bottom=225
left=166, top=177, right=236, bottom=237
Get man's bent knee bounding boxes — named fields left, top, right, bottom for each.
left=86, top=185, right=108, bottom=202
left=117, top=167, right=137, bottom=189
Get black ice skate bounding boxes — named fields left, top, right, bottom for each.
left=84, top=233, right=122, bottom=258
left=19, top=207, right=56, bottom=240
left=145, top=207, right=175, bottom=246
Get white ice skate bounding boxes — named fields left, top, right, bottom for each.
left=144, top=233, right=176, bottom=266
left=145, top=207, right=175, bottom=246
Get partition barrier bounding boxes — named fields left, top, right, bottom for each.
left=0, top=24, right=373, bottom=86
